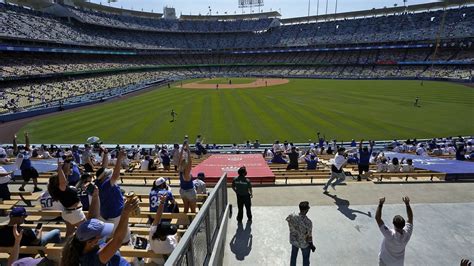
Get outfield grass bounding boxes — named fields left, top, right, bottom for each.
left=198, top=78, right=256, bottom=84
left=19, top=79, right=474, bottom=144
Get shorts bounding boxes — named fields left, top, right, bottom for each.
left=180, top=188, right=197, bottom=202
left=0, top=183, right=11, bottom=200
left=331, top=171, right=346, bottom=180
left=101, top=215, right=131, bottom=244
left=21, top=167, right=39, bottom=182
left=358, top=164, right=369, bottom=175
left=62, top=207, right=86, bottom=225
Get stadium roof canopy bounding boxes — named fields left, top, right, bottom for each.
left=281, top=0, right=474, bottom=24
left=180, top=11, right=281, bottom=21
left=6, top=0, right=163, bottom=18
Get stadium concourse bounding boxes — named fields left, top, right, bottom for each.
left=0, top=0, right=473, bottom=265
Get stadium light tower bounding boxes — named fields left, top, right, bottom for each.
left=238, top=0, right=264, bottom=14
left=308, top=0, right=311, bottom=18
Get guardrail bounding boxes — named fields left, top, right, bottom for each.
left=165, top=173, right=228, bottom=265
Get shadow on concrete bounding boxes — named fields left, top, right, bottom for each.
left=229, top=221, right=253, bottom=261
left=324, top=192, right=372, bottom=220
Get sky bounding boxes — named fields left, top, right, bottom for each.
left=89, top=0, right=439, bottom=18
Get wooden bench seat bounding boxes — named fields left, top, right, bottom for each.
left=372, top=172, right=446, bottom=182
left=0, top=244, right=165, bottom=262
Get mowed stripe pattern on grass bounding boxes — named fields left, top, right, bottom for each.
left=19, top=79, right=474, bottom=144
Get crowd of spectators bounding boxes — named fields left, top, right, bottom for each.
left=1, top=48, right=472, bottom=80
left=1, top=3, right=473, bottom=50
left=0, top=71, right=165, bottom=113
left=1, top=62, right=472, bottom=114
left=66, top=5, right=274, bottom=33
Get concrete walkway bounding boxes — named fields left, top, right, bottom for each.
left=223, top=202, right=473, bottom=266
left=223, top=183, right=474, bottom=265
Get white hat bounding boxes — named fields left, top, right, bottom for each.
left=154, top=177, right=166, bottom=187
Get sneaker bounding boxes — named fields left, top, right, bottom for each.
left=357, top=177, right=361, bottom=181
left=366, top=177, right=372, bottom=181
left=33, top=187, right=43, bottom=192
left=323, top=187, right=328, bottom=193
left=18, top=187, right=25, bottom=192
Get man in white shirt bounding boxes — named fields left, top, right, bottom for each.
left=415, top=144, right=426, bottom=156
left=376, top=196, right=413, bottom=266
left=323, top=147, right=347, bottom=192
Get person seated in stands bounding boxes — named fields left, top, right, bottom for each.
left=305, top=155, right=318, bottom=170
left=377, top=158, right=389, bottom=172
left=82, top=143, right=95, bottom=172
left=0, top=207, right=60, bottom=247
left=72, top=145, right=81, bottom=164
left=195, top=135, right=207, bottom=158
left=61, top=197, right=139, bottom=266
left=0, top=166, right=13, bottom=200
left=150, top=177, right=176, bottom=213
left=350, top=139, right=357, bottom=147
left=193, top=172, right=207, bottom=194
left=272, top=140, right=282, bottom=154
left=347, top=153, right=359, bottom=164
left=253, top=139, right=260, bottom=149
left=7, top=224, right=49, bottom=266
left=401, top=158, right=415, bottom=172
left=326, top=145, right=334, bottom=155
left=171, top=144, right=180, bottom=172
left=38, top=145, right=52, bottom=159
left=63, top=152, right=81, bottom=186
left=0, top=146, right=12, bottom=164
left=415, top=144, right=427, bottom=156
left=453, top=140, right=466, bottom=161
left=286, top=146, right=299, bottom=170
left=263, top=148, right=272, bottom=159
left=109, top=153, right=117, bottom=166
left=388, top=157, right=401, bottom=173
left=271, top=151, right=287, bottom=164
left=466, top=142, right=473, bottom=153
left=140, top=154, right=150, bottom=170
left=160, top=147, right=171, bottom=171
left=446, top=144, right=456, bottom=155
left=142, top=154, right=159, bottom=171
left=393, top=143, right=403, bottom=153
left=432, top=145, right=443, bottom=156
left=149, top=194, right=179, bottom=265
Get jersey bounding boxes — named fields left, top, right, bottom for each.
left=149, top=189, right=174, bottom=212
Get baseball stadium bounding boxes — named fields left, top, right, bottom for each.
left=0, top=0, right=473, bottom=265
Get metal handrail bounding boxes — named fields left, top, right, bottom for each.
left=165, top=173, right=228, bottom=266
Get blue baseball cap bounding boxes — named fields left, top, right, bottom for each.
left=76, top=219, right=114, bottom=242
left=10, top=207, right=27, bottom=217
